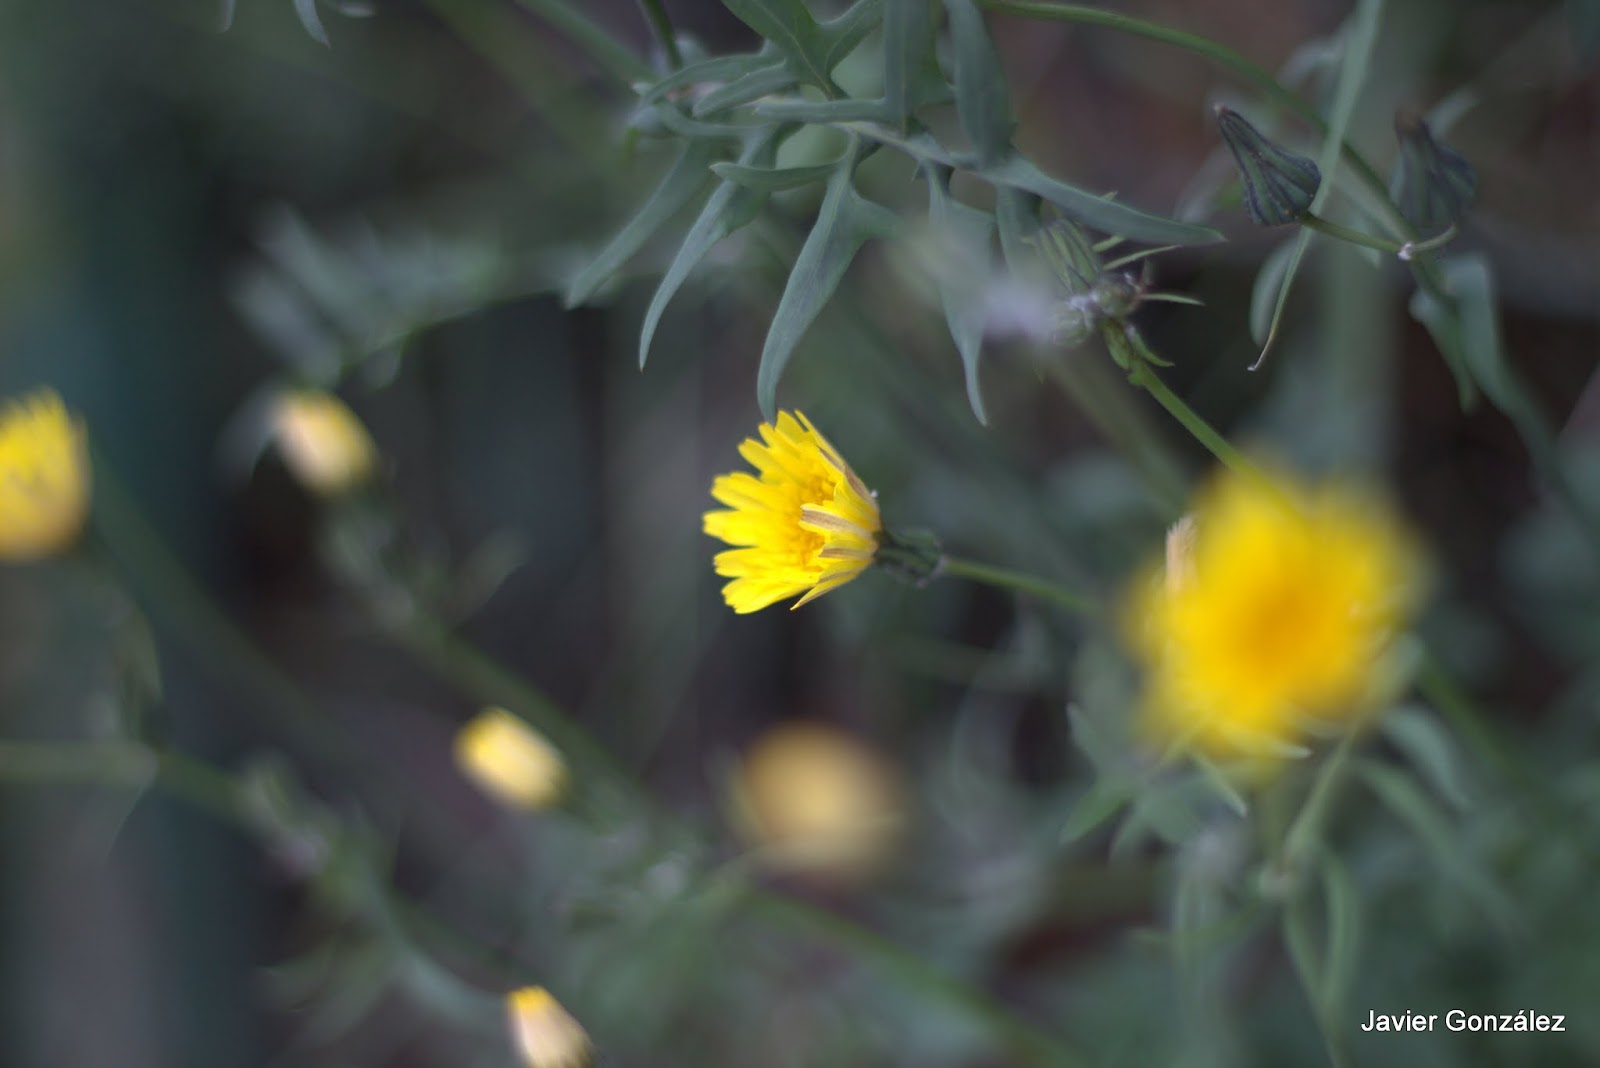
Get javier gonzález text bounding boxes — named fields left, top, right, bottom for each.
left=1362, top=1009, right=1566, bottom=1033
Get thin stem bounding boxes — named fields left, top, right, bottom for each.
left=636, top=0, right=683, bottom=69
left=1298, top=212, right=1406, bottom=255
left=1121, top=357, right=1263, bottom=484
left=939, top=557, right=1100, bottom=615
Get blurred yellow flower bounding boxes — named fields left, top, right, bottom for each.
left=733, top=722, right=905, bottom=881
left=704, top=411, right=881, bottom=613
left=270, top=389, right=376, bottom=495
left=505, top=986, right=592, bottom=1068
left=0, top=389, right=91, bottom=562
left=1125, top=467, right=1424, bottom=760
left=454, top=707, right=567, bottom=809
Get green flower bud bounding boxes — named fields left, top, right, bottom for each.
left=1214, top=106, right=1321, bottom=226
left=1390, top=112, right=1478, bottom=234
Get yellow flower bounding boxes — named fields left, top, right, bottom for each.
left=1124, top=467, right=1424, bottom=760
left=732, top=722, right=905, bottom=881
left=505, top=986, right=592, bottom=1068
left=454, top=707, right=567, bottom=809
left=703, top=411, right=882, bottom=613
left=0, top=389, right=91, bottom=561
left=269, top=389, right=376, bottom=495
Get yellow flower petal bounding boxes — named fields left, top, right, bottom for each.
left=0, top=389, right=91, bottom=562
left=733, top=722, right=905, bottom=880
left=454, top=707, right=567, bottom=809
left=703, top=411, right=882, bottom=613
left=1124, top=466, right=1425, bottom=761
left=270, top=389, right=376, bottom=495
left=505, top=986, right=592, bottom=1068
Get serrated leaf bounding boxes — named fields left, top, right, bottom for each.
left=927, top=167, right=995, bottom=423
left=641, top=134, right=780, bottom=367
left=982, top=155, right=1224, bottom=245
left=565, top=142, right=718, bottom=308
left=883, top=0, right=947, bottom=127
left=943, top=0, right=1013, bottom=165
left=712, top=158, right=838, bottom=192
left=819, top=0, right=885, bottom=70
left=1381, top=705, right=1472, bottom=811
left=1359, top=760, right=1520, bottom=935
left=1060, top=777, right=1135, bottom=844
left=756, top=140, right=897, bottom=417
left=721, top=0, right=835, bottom=89
left=693, top=65, right=796, bottom=116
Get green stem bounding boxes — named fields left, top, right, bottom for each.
left=939, top=556, right=1100, bottom=615
left=636, top=0, right=683, bottom=69
left=1121, top=357, right=1262, bottom=484
left=1298, top=212, right=1406, bottom=255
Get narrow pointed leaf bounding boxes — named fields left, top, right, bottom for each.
left=754, top=97, right=893, bottom=123
left=943, top=0, right=1013, bottom=165
left=982, top=156, right=1223, bottom=245
left=1249, top=0, right=1382, bottom=366
left=883, top=0, right=946, bottom=126
left=1359, top=760, right=1520, bottom=935
left=693, top=65, right=796, bottom=116
left=1381, top=705, right=1472, bottom=811
left=643, top=53, right=773, bottom=104
left=820, top=0, right=886, bottom=70
left=712, top=159, right=838, bottom=192
left=927, top=167, right=996, bottom=423
left=1060, top=778, right=1135, bottom=844
left=756, top=142, right=896, bottom=418
left=641, top=136, right=780, bottom=367
left=721, top=0, right=834, bottom=88
left=1319, top=852, right=1360, bottom=1023
left=294, top=0, right=331, bottom=45
left=565, top=142, right=718, bottom=307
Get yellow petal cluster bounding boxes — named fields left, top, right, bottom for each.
left=454, top=707, right=567, bottom=809
left=505, top=986, right=592, bottom=1068
left=703, top=411, right=881, bottom=613
left=0, top=389, right=91, bottom=562
left=733, top=722, right=905, bottom=881
left=1124, top=467, right=1424, bottom=760
left=269, top=389, right=376, bottom=495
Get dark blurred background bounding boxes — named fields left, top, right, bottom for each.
left=1, top=0, right=1597, bottom=1065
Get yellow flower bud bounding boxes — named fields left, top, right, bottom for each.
left=733, top=722, right=905, bottom=881
left=505, top=986, right=592, bottom=1068
left=0, top=389, right=91, bottom=562
left=454, top=707, right=567, bottom=810
left=269, top=389, right=376, bottom=495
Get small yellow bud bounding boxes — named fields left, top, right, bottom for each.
left=0, top=389, right=91, bottom=562
left=269, top=389, right=376, bottom=495
left=505, top=986, right=593, bottom=1068
left=454, top=707, right=567, bottom=809
left=733, top=722, right=905, bottom=881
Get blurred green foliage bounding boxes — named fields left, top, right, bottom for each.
left=1, top=1, right=1598, bottom=1067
